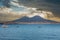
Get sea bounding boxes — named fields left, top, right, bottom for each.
left=0, top=24, right=60, bottom=40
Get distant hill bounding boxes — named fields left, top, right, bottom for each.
left=12, top=16, right=58, bottom=23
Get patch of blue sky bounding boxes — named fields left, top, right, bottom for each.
left=10, top=6, right=25, bottom=11
left=10, top=4, right=30, bottom=12
left=0, top=2, right=4, bottom=7
left=8, top=0, right=31, bottom=13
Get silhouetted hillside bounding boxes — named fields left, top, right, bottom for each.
left=13, top=16, right=58, bottom=23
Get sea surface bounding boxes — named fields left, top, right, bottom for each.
left=0, top=24, right=60, bottom=40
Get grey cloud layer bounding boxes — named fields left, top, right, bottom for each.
left=18, top=0, right=60, bottom=17
left=0, top=0, right=60, bottom=17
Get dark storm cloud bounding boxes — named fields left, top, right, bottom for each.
left=0, top=0, right=10, bottom=7
left=46, top=0, right=60, bottom=5
left=18, top=0, right=60, bottom=17
left=0, top=0, right=60, bottom=17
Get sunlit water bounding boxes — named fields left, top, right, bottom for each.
left=0, top=24, right=60, bottom=40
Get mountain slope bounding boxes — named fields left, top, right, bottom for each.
left=13, top=16, right=58, bottom=23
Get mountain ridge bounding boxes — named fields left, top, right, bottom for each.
left=12, top=16, right=58, bottom=23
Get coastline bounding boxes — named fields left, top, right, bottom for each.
left=0, top=22, right=60, bottom=24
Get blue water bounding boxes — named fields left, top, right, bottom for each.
left=0, top=24, right=60, bottom=40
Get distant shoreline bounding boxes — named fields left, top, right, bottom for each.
left=0, top=22, right=60, bottom=24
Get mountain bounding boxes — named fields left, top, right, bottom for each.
left=12, top=16, right=58, bottom=23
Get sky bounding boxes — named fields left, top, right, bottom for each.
left=0, top=0, right=60, bottom=22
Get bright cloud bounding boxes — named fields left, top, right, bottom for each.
left=0, top=6, right=54, bottom=22
left=0, top=0, right=59, bottom=22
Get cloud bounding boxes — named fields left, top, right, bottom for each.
left=0, top=0, right=60, bottom=17
left=0, top=7, right=58, bottom=22
left=0, top=7, right=23, bottom=22
left=17, top=0, right=60, bottom=17
left=0, top=0, right=60, bottom=22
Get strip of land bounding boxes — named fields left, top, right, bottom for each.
left=1, top=22, right=60, bottom=24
